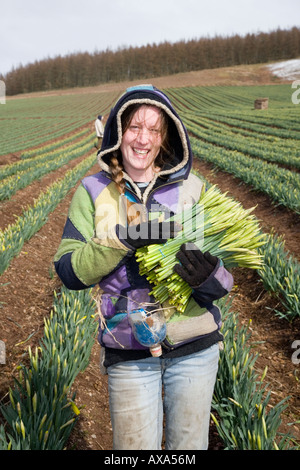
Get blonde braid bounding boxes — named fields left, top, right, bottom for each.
left=109, top=152, right=141, bottom=224
left=109, top=152, right=125, bottom=195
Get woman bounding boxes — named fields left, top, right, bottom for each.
left=95, top=114, right=104, bottom=149
left=54, top=85, right=234, bottom=450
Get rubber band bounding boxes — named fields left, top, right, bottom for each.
left=159, top=248, right=165, bottom=257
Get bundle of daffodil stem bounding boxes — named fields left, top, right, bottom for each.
left=136, top=184, right=265, bottom=313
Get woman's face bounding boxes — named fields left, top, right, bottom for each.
left=120, top=105, right=163, bottom=182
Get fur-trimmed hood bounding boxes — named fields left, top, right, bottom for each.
left=97, top=85, right=193, bottom=192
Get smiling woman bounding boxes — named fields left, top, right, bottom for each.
left=54, top=84, right=234, bottom=450
left=120, top=105, right=164, bottom=182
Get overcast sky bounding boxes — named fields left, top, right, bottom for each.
left=1, top=0, right=299, bottom=75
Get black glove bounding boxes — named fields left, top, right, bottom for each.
left=117, top=219, right=181, bottom=250
left=174, top=243, right=218, bottom=287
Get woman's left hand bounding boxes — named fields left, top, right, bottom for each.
left=174, top=243, right=218, bottom=288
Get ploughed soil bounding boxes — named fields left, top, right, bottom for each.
left=1, top=66, right=299, bottom=450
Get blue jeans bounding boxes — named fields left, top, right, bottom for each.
left=107, top=343, right=219, bottom=450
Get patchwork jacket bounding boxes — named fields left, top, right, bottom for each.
left=54, top=85, right=234, bottom=361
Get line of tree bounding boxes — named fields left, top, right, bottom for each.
left=2, top=26, right=300, bottom=96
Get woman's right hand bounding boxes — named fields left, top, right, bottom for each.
left=117, top=219, right=181, bottom=249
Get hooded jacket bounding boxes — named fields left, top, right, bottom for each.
left=54, top=85, right=233, bottom=367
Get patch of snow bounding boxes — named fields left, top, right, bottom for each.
left=266, top=59, right=300, bottom=80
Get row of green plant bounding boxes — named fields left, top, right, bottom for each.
left=199, top=111, right=300, bottom=140
left=214, top=108, right=300, bottom=134
left=0, top=117, right=90, bottom=156
left=191, top=137, right=300, bottom=215
left=0, top=128, right=92, bottom=180
left=212, top=298, right=297, bottom=450
left=258, top=232, right=300, bottom=321
left=0, top=134, right=94, bottom=200
left=167, top=85, right=253, bottom=112
left=20, top=127, right=91, bottom=160
left=187, top=113, right=298, bottom=147
left=0, top=152, right=96, bottom=275
left=184, top=115, right=300, bottom=169
left=0, top=90, right=118, bottom=156
left=0, top=286, right=98, bottom=450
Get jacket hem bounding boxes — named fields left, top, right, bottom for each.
left=103, top=330, right=223, bottom=369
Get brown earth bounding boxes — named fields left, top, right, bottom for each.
left=1, top=66, right=299, bottom=451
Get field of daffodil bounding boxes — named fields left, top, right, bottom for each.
left=0, top=84, right=299, bottom=449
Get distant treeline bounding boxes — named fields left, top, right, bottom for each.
left=2, top=26, right=300, bottom=95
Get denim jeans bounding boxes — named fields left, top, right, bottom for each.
left=107, top=343, right=219, bottom=450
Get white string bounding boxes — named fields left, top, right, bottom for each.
left=93, top=287, right=175, bottom=348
